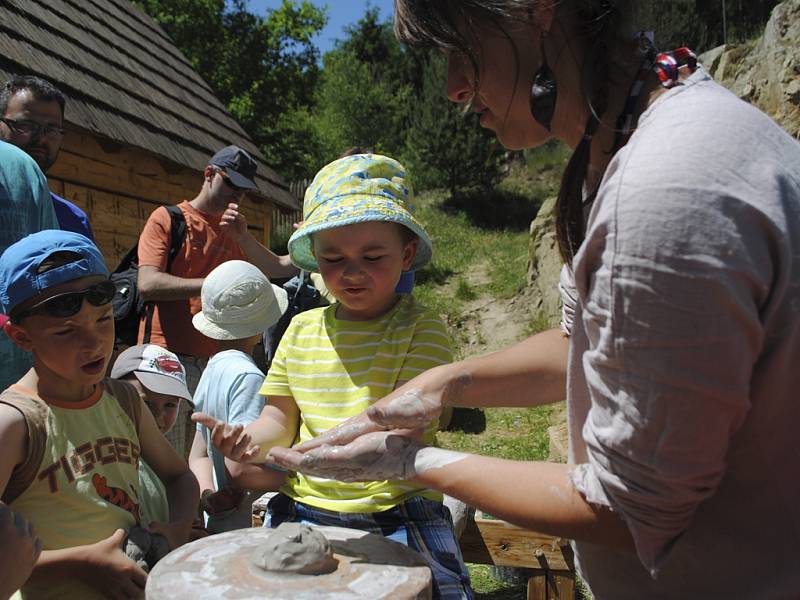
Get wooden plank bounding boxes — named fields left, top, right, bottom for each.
left=527, top=572, right=547, bottom=600
left=459, top=516, right=494, bottom=564
left=465, top=513, right=572, bottom=571
left=548, top=572, right=575, bottom=599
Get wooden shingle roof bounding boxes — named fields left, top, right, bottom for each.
left=0, top=0, right=299, bottom=210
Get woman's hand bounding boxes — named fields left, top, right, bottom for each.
left=268, top=432, right=424, bottom=482
left=191, top=413, right=261, bottom=463
left=296, top=366, right=459, bottom=452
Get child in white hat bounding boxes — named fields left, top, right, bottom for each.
left=188, top=260, right=288, bottom=533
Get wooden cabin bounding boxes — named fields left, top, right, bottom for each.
left=0, top=0, right=300, bottom=267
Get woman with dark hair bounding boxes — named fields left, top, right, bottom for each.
left=263, top=1, right=800, bottom=596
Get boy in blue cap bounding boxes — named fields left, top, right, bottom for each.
left=0, top=231, right=198, bottom=599
left=194, top=154, right=472, bottom=599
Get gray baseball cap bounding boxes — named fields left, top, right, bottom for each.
left=209, top=145, right=258, bottom=190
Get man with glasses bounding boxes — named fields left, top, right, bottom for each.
left=0, top=76, right=94, bottom=241
left=136, top=145, right=296, bottom=459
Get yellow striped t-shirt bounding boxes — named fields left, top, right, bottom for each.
left=260, top=295, right=452, bottom=513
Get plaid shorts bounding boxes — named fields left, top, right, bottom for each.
left=265, top=493, right=473, bottom=600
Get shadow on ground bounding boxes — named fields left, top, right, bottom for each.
left=445, top=408, right=487, bottom=434
left=416, top=263, right=455, bottom=286
left=442, top=189, right=543, bottom=231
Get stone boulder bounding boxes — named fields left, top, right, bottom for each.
left=525, top=195, right=563, bottom=331
left=700, top=0, right=800, bottom=137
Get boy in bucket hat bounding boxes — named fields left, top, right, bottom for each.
left=194, top=155, right=472, bottom=599
left=189, top=260, right=288, bottom=533
left=111, top=344, right=193, bottom=528
left=0, top=230, right=198, bottom=599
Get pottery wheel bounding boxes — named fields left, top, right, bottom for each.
left=146, top=525, right=432, bottom=600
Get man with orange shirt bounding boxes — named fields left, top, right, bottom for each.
left=137, top=145, right=296, bottom=458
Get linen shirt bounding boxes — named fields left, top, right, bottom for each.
left=562, top=69, right=800, bottom=598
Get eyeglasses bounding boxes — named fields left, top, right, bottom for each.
left=214, top=168, right=247, bottom=192
left=11, top=280, right=116, bottom=323
left=1, top=117, right=64, bottom=140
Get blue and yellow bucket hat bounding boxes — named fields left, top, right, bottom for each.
left=288, top=154, right=433, bottom=272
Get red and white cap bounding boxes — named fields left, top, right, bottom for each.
left=110, top=344, right=192, bottom=403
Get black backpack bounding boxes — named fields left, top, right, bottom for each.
left=110, top=205, right=187, bottom=347
left=261, top=271, right=322, bottom=368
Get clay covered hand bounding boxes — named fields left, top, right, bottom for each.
left=295, top=381, right=449, bottom=454
left=200, top=487, right=245, bottom=515
left=268, top=432, right=424, bottom=482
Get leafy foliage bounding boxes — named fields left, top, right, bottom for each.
left=135, top=0, right=326, bottom=180
left=404, top=55, right=506, bottom=195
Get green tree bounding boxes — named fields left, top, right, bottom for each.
left=404, top=55, right=506, bottom=195
left=310, top=8, right=416, bottom=167
left=135, top=0, right=326, bottom=180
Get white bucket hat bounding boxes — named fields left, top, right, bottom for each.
left=192, top=260, right=288, bottom=340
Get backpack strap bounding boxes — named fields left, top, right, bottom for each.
left=103, top=378, right=143, bottom=438
left=0, top=387, right=48, bottom=504
left=142, top=204, right=187, bottom=343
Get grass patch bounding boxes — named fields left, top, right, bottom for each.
left=468, top=565, right=527, bottom=599
left=413, top=190, right=535, bottom=343
left=438, top=405, right=553, bottom=461
left=455, top=277, right=477, bottom=301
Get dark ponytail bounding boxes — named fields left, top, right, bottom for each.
left=555, top=1, right=616, bottom=264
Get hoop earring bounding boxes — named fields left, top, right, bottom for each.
left=530, top=38, right=557, bottom=131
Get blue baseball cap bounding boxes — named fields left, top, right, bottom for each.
left=0, top=230, right=109, bottom=316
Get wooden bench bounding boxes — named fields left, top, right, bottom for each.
left=459, top=511, right=576, bottom=600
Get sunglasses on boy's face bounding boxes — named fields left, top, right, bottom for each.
left=10, top=280, right=116, bottom=323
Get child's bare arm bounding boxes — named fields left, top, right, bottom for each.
left=0, top=404, right=26, bottom=494
left=137, top=402, right=199, bottom=550
left=192, top=396, right=300, bottom=464
left=0, top=503, right=41, bottom=600
left=224, top=460, right=287, bottom=492
left=31, top=529, right=146, bottom=600
left=188, top=430, right=214, bottom=494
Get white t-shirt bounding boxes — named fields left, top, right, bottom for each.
left=562, top=69, right=800, bottom=598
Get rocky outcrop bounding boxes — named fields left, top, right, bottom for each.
left=525, top=195, right=563, bottom=330
left=700, top=0, right=800, bottom=137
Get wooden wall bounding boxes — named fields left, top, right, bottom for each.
left=47, top=125, right=274, bottom=268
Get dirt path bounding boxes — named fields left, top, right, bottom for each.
left=457, top=262, right=531, bottom=358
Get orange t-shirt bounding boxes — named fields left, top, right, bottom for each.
left=137, top=201, right=245, bottom=357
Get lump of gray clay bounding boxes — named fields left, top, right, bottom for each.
left=251, top=522, right=338, bottom=575
left=123, top=525, right=171, bottom=572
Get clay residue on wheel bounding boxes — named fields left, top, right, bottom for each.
left=251, top=523, right=339, bottom=575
